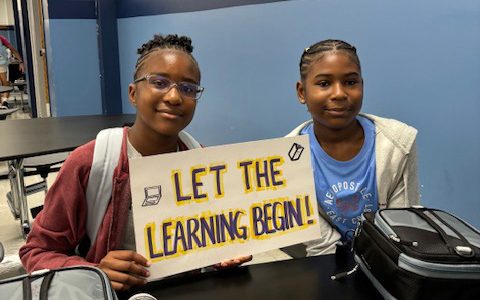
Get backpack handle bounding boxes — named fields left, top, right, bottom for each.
left=408, top=208, right=477, bottom=258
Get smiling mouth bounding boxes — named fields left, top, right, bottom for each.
left=325, top=107, right=350, bottom=112
left=156, top=109, right=183, bottom=118
left=324, top=108, right=352, bottom=116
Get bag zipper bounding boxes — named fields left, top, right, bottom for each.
left=375, top=211, right=419, bottom=247
left=330, top=264, right=359, bottom=280
left=398, top=253, right=480, bottom=279
left=428, top=210, right=478, bottom=258
left=331, top=221, right=363, bottom=281
left=388, top=234, right=418, bottom=247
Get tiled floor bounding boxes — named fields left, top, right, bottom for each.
left=0, top=103, right=291, bottom=280
left=0, top=103, right=40, bottom=279
left=0, top=102, right=47, bottom=279
left=0, top=161, right=52, bottom=280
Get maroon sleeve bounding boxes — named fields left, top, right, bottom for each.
left=0, top=35, right=12, bottom=47
left=19, top=141, right=98, bottom=271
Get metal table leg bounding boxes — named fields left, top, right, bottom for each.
left=7, top=161, right=20, bottom=219
left=19, top=89, right=25, bottom=112
left=8, top=159, right=30, bottom=238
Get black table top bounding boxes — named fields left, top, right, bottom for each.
left=0, top=114, right=135, bottom=161
left=0, top=86, right=13, bottom=93
left=119, top=254, right=382, bottom=300
left=11, top=81, right=26, bottom=87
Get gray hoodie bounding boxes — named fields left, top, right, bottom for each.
left=286, top=113, right=420, bottom=255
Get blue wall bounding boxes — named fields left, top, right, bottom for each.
left=46, top=0, right=101, bottom=116
left=47, top=19, right=102, bottom=116
left=116, top=0, right=480, bottom=227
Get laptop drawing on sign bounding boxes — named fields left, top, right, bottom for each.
left=142, top=186, right=162, bottom=206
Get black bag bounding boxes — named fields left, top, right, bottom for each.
left=353, top=207, right=480, bottom=300
left=0, top=265, right=117, bottom=299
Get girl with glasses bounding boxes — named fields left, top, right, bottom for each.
left=20, top=34, right=251, bottom=291
left=286, top=39, right=420, bottom=255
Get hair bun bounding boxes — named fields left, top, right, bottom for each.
left=137, top=34, right=194, bottom=55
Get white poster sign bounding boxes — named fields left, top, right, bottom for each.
left=129, top=136, right=321, bottom=280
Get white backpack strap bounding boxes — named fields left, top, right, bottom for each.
left=285, top=120, right=312, bottom=137
left=85, top=127, right=124, bottom=244
left=178, top=130, right=201, bottom=149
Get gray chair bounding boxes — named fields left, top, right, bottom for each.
left=9, top=80, right=28, bottom=112
left=5, top=152, right=69, bottom=236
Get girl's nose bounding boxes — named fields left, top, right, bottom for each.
left=331, top=82, right=347, bottom=100
left=162, top=85, right=183, bottom=105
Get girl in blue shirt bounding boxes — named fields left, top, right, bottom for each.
left=287, top=39, right=419, bottom=255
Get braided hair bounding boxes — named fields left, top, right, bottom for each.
left=299, top=39, right=361, bottom=80
left=134, top=34, right=199, bottom=79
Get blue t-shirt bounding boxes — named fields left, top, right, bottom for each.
left=302, top=116, right=378, bottom=242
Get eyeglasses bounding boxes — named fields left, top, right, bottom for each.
left=134, top=74, right=204, bottom=101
